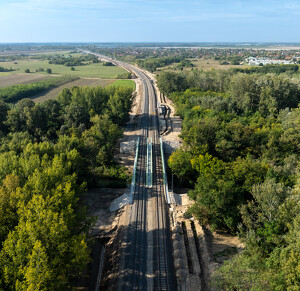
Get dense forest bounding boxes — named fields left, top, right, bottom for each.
left=158, top=69, right=300, bottom=290
left=0, top=85, right=133, bottom=290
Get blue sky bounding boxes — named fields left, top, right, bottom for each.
left=1, top=0, right=300, bottom=43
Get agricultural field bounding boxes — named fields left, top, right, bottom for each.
left=0, top=52, right=135, bottom=104
left=0, top=58, right=128, bottom=78
left=0, top=73, right=51, bottom=88
left=32, top=78, right=135, bottom=103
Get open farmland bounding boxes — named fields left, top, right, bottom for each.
left=32, top=78, right=115, bottom=102
left=0, top=59, right=128, bottom=78
left=0, top=73, right=51, bottom=88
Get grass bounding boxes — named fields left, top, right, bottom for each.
left=213, top=247, right=238, bottom=259
left=0, top=72, right=12, bottom=77
left=109, top=79, right=136, bottom=89
left=0, top=59, right=128, bottom=78
left=191, top=58, right=250, bottom=71
left=157, top=58, right=251, bottom=72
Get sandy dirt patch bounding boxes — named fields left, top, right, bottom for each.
left=85, top=187, right=127, bottom=236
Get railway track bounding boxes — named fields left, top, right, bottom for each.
left=123, top=67, right=175, bottom=291
left=84, top=50, right=176, bottom=291
left=153, top=140, right=171, bottom=291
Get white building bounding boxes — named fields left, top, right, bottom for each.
left=246, top=57, right=294, bottom=66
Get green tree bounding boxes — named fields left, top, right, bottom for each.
left=280, top=107, right=300, bottom=153
left=64, top=102, right=90, bottom=128
left=106, top=87, right=133, bottom=125
left=229, top=73, right=260, bottom=113
left=5, top=99, right=35, bottom=132
left=0, top=175, right=20, bottom=244
left=157, top=71, right=188, bottom=95
left=21, top=240, right=53, bottom=291
left=168, top=148, right=196, bottom=185
left=83, top=115, right=122, bottom=166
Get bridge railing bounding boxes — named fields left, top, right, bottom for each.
left=146, top=138, right=153, bottom=188
left=160, top=137, right=170, bottom=204
left=130, top=138, right=140, bottom=204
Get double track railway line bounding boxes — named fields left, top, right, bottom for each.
left=120, top=66, right=175, bottom=291
left=85, top=51, right=176, bottom=291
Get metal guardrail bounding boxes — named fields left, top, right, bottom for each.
left=146, top=138, right=149, bottom=187
left=150, top=138, right=153, bottom=187
left=146, top=138, right=153, bottom=188
left=160, top=137, right=170, bottom=204
left=130, top=138, right=140, bottom=204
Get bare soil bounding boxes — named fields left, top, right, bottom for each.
left=74, top=188, right=127, bottom=290
left=210, top=232, right=243, bottom=264
left=161, top=96, right=182, bottom=143
left=85, top=188, right=126, bottom=236
left=32, top=78, right=114, bottom=102
left=0, top=73, right=50, bottom=87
